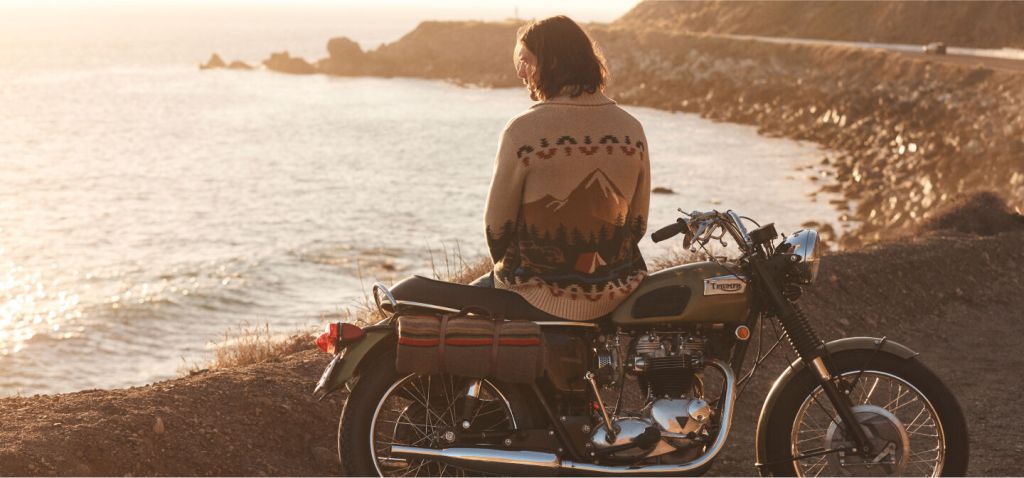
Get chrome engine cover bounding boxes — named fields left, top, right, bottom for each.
left=650, top=398, right=712, bottom=448
left=590, top=418, right=659, bottom=461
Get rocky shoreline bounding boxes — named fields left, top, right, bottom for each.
left=217, top=14, right=1022, bottom=248
left=595, top=27, right=1024, bottom=248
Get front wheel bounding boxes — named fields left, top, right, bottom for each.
left=762, top=350, right=968, bottom=477
left=338, top=352, right=529, bottom=476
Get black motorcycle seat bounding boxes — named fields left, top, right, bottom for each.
left=388, top=275, right=566, bottom=322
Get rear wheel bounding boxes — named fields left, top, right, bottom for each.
left=763, top=350, right=968, bottom=476
left=338, top=352, right=528, bottom=476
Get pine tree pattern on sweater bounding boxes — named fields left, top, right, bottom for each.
left=485, top=92, right=650, bottom=321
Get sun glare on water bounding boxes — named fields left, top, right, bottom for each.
left=0, top=257, right=82, bottom=356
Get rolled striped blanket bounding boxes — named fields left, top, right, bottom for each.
left=396, top=312, right=542, bottom=383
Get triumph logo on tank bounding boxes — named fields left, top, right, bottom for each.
left=703, top=276, right=748, bottom=296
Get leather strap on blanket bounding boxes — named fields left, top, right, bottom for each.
left=438, top=314, right=450, bottom=368
left=489, top=320, right=503, bottom=376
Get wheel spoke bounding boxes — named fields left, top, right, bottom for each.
left=796, top=431, right=827, bottom=444
left=862, top=376, right=880, bottom=404
left=903, top=406, right=929, bottom=432
left=426, top=376, right=432, bottom=431
left=377, top=418, right=429, bottom=439
left=888, top=395, right=920, bottom=413
left=804, top=454, right=828, bottom=477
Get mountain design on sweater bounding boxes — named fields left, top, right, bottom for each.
left=522, top=169, right=630, bottom=237
left=488, top=167, right=646, bottom=284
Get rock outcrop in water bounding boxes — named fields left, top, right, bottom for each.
left=198, top=53, right=226, bottom=70
left=241, top=22, right=521, bottom=84
left=262, top=51, right=316, bottom=75
left=200, top=53, right=254, bottom=71
left=226, top=60, right=253, bottom=70
left=317, top=37, right=366, bottom=75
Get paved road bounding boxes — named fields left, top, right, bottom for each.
left=725, top=33, right=1024, bottom=73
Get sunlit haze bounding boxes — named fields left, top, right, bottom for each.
left=1, top=0, right=640, bottom=62
left=2, top=1, right=639, bottom=42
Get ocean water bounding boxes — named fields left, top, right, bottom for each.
left=0, top=7, right=847, bottom=396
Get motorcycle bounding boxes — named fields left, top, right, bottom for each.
left=312, top=208, right=969, bottom=476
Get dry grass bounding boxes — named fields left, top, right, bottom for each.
left=180, top=323, right=314, bottom=375
left=212, top=323, right=313, bottom=369
left=426, top=242, right=492, bottom=284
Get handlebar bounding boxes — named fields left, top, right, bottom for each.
left=650, top=209, right=754, bottom=254
left=651, top=218, right=688, bottom=243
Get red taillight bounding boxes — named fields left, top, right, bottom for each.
left=340, top=322, right=365, bottom=342
left=315, top=323, right=338, bottom=354
left=315, top=322, right=364, bottom=354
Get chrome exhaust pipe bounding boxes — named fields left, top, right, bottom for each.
left=390, top=359, right=737, bottom=475
left=389, top=446, right=559, bottom=475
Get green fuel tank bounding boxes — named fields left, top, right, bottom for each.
left=611, top=261, right=752, bottom=327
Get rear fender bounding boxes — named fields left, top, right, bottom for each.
left=753, top=337, right=918, bottom=472
left=313, top=327, right=395, bottom=400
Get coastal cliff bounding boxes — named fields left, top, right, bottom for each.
left=616, top=0, right=1024, bottom=49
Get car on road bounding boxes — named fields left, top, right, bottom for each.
left=924, top=42, right=947, bottom=55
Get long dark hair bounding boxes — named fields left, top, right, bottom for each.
left=518, top=16, right=608, bottom=101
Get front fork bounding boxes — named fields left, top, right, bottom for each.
left=751, top=259, right=874, bottom=454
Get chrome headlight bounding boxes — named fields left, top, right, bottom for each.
left=782, top=229, right=821, bottom=284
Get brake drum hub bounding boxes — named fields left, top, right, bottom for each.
left=824, top=404, right=911, bottom=476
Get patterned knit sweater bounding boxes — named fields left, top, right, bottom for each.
left=485, top=91, right=650, bottom=321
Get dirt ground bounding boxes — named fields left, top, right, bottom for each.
left=714, top=197, right=1024, bottom=476
left=1, top=197, right=1021, bottom=476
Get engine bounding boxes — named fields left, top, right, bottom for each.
left=588, top=331, right=713, bottom=462
left=632, top=333, right=705, bottom=398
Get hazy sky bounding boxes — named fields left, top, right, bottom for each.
left=3, top=0, right=640, bottom=23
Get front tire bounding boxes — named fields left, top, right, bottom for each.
left=762, top=350, right=968, bottom=476
left=338, top=352, right=529, bottom=476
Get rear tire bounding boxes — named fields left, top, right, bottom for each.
left=762, top=350, right=968, bottom=476
left=338, top=351, right=532, bottom=476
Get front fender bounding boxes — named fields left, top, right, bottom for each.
left=753, top=337, right=918, bottom=472
left=313, top=327, right=394, bottom=400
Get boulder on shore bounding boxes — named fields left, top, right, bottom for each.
left=263, top=51, right=316, bottom=75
